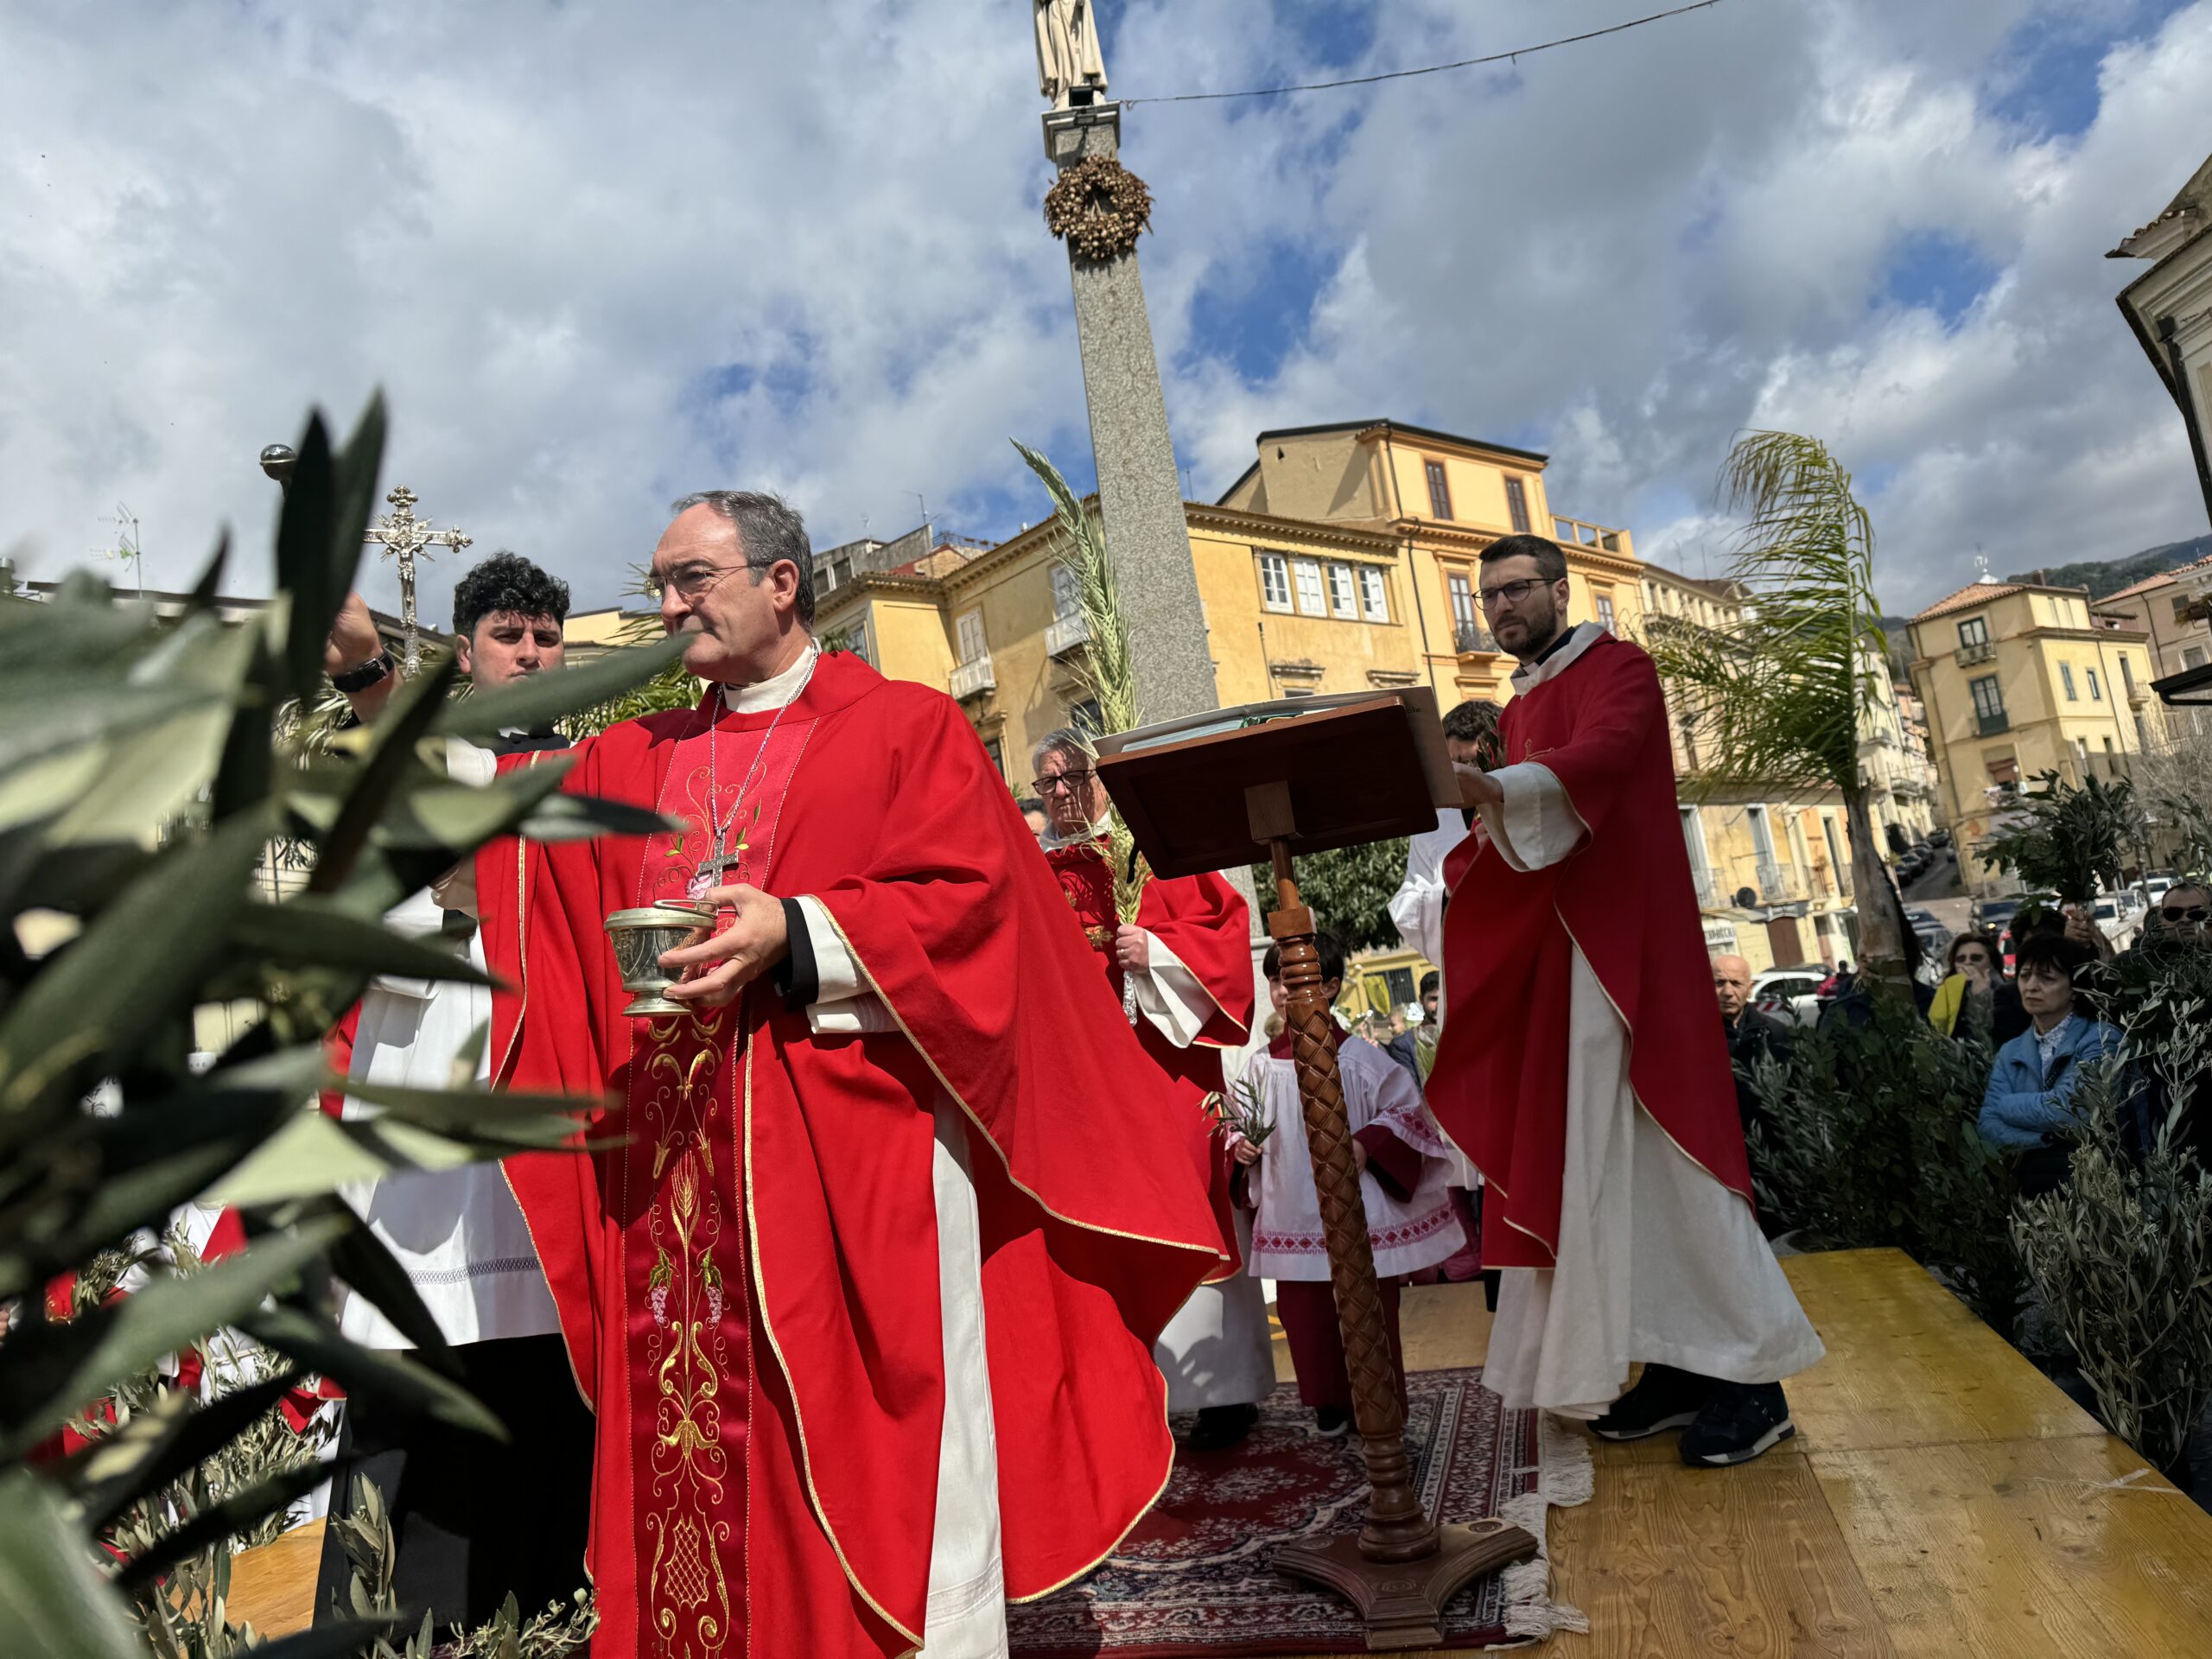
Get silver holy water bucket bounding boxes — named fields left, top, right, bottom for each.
left=603, top=902, right=712, bottom=1018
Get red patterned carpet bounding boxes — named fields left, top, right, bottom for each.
left=1007, top=1366, right=1572, bottom=1656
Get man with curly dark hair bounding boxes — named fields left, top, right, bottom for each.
left=325, top=548, right=570, bottom=723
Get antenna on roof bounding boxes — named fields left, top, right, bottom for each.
left=912, top=492, right=931, bottom=537
left=1974, top=548, right=1997, bottom=585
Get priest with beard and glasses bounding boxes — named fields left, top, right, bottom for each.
left=1029, top=728, right=1264, bottom=1453
left=1427, top=534, right=1822, bottom=1470
left=469, top=491, right=1228, bottom=1659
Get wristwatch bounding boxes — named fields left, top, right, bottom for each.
left=331, top=649, right=395, bottom=693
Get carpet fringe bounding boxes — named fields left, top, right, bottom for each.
left=1497, top=1414, right=1592, bottom=1641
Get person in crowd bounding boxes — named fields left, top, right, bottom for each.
left=1018, top=796, right=1050, bottom=845
left=1928, top=931, right=2026, bottom=1043
left=1713, top=955, right=1789, bottom=1135
left=1978, top=934, right=2125, bottom=1197
left=313, top=552, right=592, bottom=1634
left=2127, top=880, right=2209, bottom=959
left=1229, top=933, right=1465, bottom=1435
left=1385, top=971, right=1441, bottom=1082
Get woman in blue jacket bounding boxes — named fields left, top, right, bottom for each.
left=1980, top=933, right=2124, bottom=1195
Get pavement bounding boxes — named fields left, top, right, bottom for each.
left=1902, top=849, right=1971, bottom=945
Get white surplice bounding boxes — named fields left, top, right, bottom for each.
left=335, top=735, right=562, bottom=1351
left=1471, top=628, right=1822, bottom=1418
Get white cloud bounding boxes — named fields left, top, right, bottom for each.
left=0, top=0, right=2205, bottom=625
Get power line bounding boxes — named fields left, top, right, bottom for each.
left=1122, top=0, right=1726, bottom=108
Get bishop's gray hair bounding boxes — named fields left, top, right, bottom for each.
left=1032, top=726, right=1096, bottom=773
left=671, top=490, right=816, bottom=627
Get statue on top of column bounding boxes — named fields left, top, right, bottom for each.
left=1035, top=0, right=1109, bottom=109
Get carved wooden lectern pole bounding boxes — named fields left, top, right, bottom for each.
left=1250, top=785, right=1525, bottom=1649
left=1094, top=696, right=1536, bottom=1649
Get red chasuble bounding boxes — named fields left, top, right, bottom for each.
left=1426, top=631, right=1755, bottom=1272
left=1043, top=842, right=1254, bottom=1279
left=476, top=652, right=1225, bottom=1659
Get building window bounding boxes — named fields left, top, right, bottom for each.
left=1958, top=616, right=1989, bottom=648
left=2060, top=663, right=2077, bottom=701
left=983, top=736, right=1004, bottom=779
left=1071, top=696, right=1103, bottom=734
left=1425, top=460, right=1453, bottom=521
left=1051, top=563, right=1080, bottom=619
left=2187, top=645, right=2210, bottom=670
left=1504, top=475, right=1531, bottom=535
left=1357, top=565, right=1389, bottom=622
left=1448, top=571, right=1478, bottom=632
left=1326, top=563, right=1357, bottom=619
left=2086, top=667, right=2101, bottom=702
left=2135, top=712, right=2149, bottom=747
left=1292, top=558, right=1326, bottom=615
left=956, top=608, right=987, bottom=664
left=1594, top=589, right=1616, bottom=632
left=2102, top=736, right=2116, bottom=755
left=2120, top=655, right=2136, bottom=694
left=1970, top=674, right=2005, bottom=723
left=1258, top=551, right=1292, bottom=613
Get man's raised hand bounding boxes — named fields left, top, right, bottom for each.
left=660, top=884, right=791, bottom=1007
left=325, top=590, right=384, bottom=676
left=1455, top=761, right=1504, bottom=810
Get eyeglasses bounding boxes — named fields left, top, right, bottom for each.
left=2162, top=904, right=2209, bottom=925
left=643, top=561, right=751, bottom=601
left=1033, top=769, right=1096, bottom=795
left=1478, top=577, right=1552, bottom=612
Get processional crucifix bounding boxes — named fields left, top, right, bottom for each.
left=364, top=486, right=471, bottom=677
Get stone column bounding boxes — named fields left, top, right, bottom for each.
left=1043, top=102, right=1220, bottom=722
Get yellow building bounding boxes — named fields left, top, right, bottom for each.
left=1907, top=575, right=2162, bottom=892
left=1215, top=419, right=1645, bottom=707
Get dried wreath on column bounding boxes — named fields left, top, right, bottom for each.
left=1045, top=154, right=1153, bottom=263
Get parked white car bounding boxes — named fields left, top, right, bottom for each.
left=1751, top=964, right=1827, bottom=1027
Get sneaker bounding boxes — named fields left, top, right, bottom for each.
left=1679, top=1382, right=1796, bottom=1466
left=1590, top=1363, right=1713, bottom=1442
left=1185, top=1403, right=1259, bottom=1452
left=1313, top=1405, right=1351, bottom=1438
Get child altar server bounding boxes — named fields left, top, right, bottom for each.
left=1229, top=932, right=1466, bottom=1433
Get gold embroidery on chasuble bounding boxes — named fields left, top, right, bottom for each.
left=641, top=1011, right=735, bottom=1657
left=626, top=709, right=814, bottom=1656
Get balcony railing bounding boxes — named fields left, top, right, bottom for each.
left=1955, top=640, right=1996, bottom=667
left=950, top=655, right=996, bottom=700
left=1046, top=612, right=1090, bottom=657
left=1976, top=709, right=2010, bottom=737
left=1753, top=857, right=1807, bottom=903
left=1691, top=868, right=1721, bottom=908
left=1454, top=620, right=1499, bottom=654
left=1551, top=517, right=1625, bottom=554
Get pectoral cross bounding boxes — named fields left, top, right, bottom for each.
left=688, top=803, right=759, bottom=899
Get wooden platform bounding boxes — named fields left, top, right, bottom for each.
left=232, top=1249, right=2212, bottom=1654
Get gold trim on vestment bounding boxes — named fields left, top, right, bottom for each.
left=739, top=1032, right=926, bottom=1649
left=807, top=902, right=1213, bottom=1599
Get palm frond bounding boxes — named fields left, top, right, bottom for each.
left=1013, top=440, right=1148, bottom=924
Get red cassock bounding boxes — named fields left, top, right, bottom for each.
left=1043, top=840, right=1254, bottom=1281
left=475, top=651, right=1226, bottom=1658
left=1426, top=632, right=1755, bottom=1270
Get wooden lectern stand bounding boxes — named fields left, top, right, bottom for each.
left=1096, top=692, right=1539, bottom=1649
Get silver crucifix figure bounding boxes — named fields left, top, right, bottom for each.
left=364, top=485, right=473, bottom=677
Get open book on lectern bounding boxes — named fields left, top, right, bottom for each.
left=1090, top=687, right=1463, bottom=880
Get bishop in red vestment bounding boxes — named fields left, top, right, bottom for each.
left=1427, top=536, right=1821, bottom=1469
left=475, top=493, right=1227, bottom=1658
left=1027, top=730, right=1270, bottom=1450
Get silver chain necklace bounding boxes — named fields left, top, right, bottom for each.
left=685, top=649, right=817, bottom=899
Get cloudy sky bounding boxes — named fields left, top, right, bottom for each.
left=2, top=0, right=2207, bottom=623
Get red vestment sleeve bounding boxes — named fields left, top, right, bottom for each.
left=1137, top=871, right=1254, bottom=1048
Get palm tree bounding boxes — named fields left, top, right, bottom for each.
left=1645, top=430, right=1910, bottom=973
